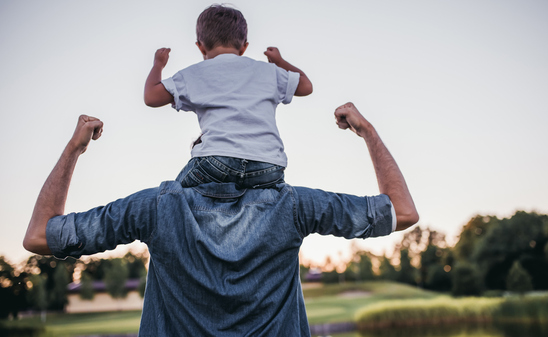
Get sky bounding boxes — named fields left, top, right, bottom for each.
left=1, top=0, right=547, bottom=268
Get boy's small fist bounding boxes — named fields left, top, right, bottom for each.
left=154, top=48, right=171, bottom=68
left=264, top=47, right=283, bottom=64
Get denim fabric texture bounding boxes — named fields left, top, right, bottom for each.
left=46, top=179, right=394, bottom=336
left=178, top=156, right=285, bottom=189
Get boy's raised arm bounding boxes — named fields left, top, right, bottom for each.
left=264, top=47, right=313, bottom=97
left=144, top=48, right=175, bottom=107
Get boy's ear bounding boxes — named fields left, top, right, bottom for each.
left=239, top=42, right=249, bottom=56
left=196, top=41, right=207, bottom=57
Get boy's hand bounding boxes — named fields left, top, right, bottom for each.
left=154, top=48, right=171, bottom=68
left=264, top=47, right=284, bottom=65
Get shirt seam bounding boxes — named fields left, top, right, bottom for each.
left=288, top=187, right=305, bottom=239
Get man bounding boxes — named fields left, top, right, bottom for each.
left=24, top=102, right=418, bottom=336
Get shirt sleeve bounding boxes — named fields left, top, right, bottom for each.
left=293, top=187, right=394, bottom=239
left=390, top=200, right=397, bottom=232
left=46, top=187, right=159, bottom=259
left=275, top=67, right=300, bottom=105
left=161, top=72, right=194, bottom=112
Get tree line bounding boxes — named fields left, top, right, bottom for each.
left=301, top=210, right=548, bottom=297
left=0, top=252, right=147, bottom=319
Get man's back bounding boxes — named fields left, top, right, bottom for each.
left=144, top=181, right=307, bottom=336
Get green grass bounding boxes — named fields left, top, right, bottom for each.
left=1, top=311, right=141, bottom=337
left=304, top=281, right=441, bottom=325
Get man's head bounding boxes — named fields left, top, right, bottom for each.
left=196, top=4, right=248, bottom=51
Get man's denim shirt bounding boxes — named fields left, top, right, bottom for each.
left=47, top=181, right=394, bottom=336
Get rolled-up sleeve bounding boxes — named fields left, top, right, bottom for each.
left=276, top=67, right=300, bottom=105
left=46, top=187, right=159, bottom=259
left=161, top=72, right=193, bottom=112
left=293, top=187, right=394, bottom=239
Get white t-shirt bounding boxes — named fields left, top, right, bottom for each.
left=161, top=54, right=300, bottom=167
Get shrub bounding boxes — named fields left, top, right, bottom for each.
left=506, top=260, right=533, bottom=295
left=355, top=297, right=502, bottom=329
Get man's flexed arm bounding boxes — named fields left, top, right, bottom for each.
left=23, top=115, right=104, bottom=254
left=334, top=102, right=419, bottom=231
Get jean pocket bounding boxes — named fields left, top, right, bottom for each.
left=189, top=159, right=228, bottom=185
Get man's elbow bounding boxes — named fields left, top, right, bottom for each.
left=23, top=236, right=39, bottom=254
left=395, top=210, right=419, bottom=232
left=23, top=227, right=51, bottom=255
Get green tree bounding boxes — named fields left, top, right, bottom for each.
left=506, top=260, right=533, bottom=295
left=0, top=257, right=19, bottom=318
left=0, top=257, right=29, bottom=319
left=24, top=255, right=76, bottom=310
left=321, top=270, right=340, bottom=284
left=28, top=274, right=48, bottom=322
left=419, top=245, right=440, bottom=287
left=473, top=211, right=548, bottom=290
left=124, top=252, right=148, bottom=279
left=104, top=258, right=129, bottom=299
left=396, top=249, right=416, bottom=285
left=451, top=262, right=482, bottom=297
left=356, top=253, right=375, bottom=281
left=299, top=263, right=310, bottom=283
left=378, top=256, right=397, bottom=281
left=398, top=226, right=424, bottom=263
left=138, top=275, right=147, bottom=298
left=84, top=258, right=111, bottom=281
left=79, top=271, right=95, bottom=300
left=49, top=262, right=70, bottom=310
left=453, top=215, right=497, bottom=262
left=425, top=264, right=451, bottom=292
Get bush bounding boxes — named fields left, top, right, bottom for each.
left=495, top=294, right=548, bottom=324
left=506, top=260, right=533, bottom=295
left=355, top=297, right=502, bottom=329
left=451, top=262, right=482, bottom=297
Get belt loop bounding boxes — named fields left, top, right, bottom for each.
left=240, top=159, right=247, bottom=178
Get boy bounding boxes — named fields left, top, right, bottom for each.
left=144, top=4, right=312, bottom=188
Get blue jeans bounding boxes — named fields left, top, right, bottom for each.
left=177, top=156, right=285, bottom=189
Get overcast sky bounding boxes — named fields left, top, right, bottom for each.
left=1, top=0, right=547, bottom=268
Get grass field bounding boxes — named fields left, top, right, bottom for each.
left=304, top=281, right=441, bottom=325
left=0, top=281, right=445, bottom=336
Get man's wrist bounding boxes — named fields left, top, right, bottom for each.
left=357, top=121, right=375, bottom=140
left=65, top=140, right=85, bottom=157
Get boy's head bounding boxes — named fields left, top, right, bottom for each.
left=196, top=4, right=247, bottom=51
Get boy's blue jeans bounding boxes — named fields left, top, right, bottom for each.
left=177, top=156, right=285, bottom=189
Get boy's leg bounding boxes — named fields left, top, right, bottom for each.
left=177, top=156, right=284, bottom=188
left=207, top=156, right=285, bottom=188
left=177, top=157, right=228, bottom=187
left=240, top=161, right=285, bottom=188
